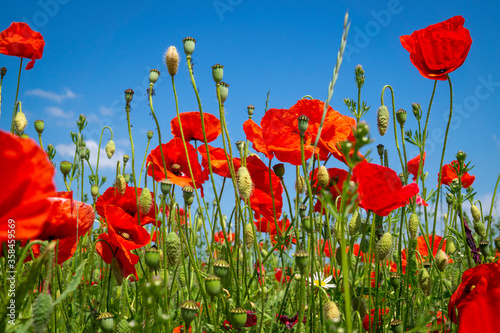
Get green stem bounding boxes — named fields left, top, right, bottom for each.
left=10, top=58, right=22, bottom=134
left=125, top=103, right=140, bottom=226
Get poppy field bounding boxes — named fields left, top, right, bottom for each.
left=1, top=11, right=500, bottom=333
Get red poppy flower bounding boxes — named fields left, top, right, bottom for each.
left=213, top=231, right=235, bottom=244
left=147, top=138, right=209, bottom=193
left=416, top=235, right=447, bottom=260
left=353, top=161, right=419, bottom=216
left=426, top=311, right=450, bottom=333
left=363, top=308, right=389, bottom=332
left=171, top=112, right=221, bottom=143
left=274, top=267, right=293, bottom=284
left=438, top=160, right=475, bottom=188
left=96, top=185, right=158, bottom=226
left=0, top=130, right=56, bottom=242
left=400, top=16, right=472, bottom=80
left=0, top=22, right=45, bottom=70
left=95, top=233, right=139, bottom=280
left=408, top=152, right=426, bottom=181
left=277, top=313, right=307, bottom=329
left=198, top=144, right=241, bottom=178
left=448, top=261, right=500, bottom=329
left=407, top=194, right=429, bottom=207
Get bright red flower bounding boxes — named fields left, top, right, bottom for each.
left=448, top=261, right=500, bottom=330
left=213, top=231, right=235, bottom=244
left=0, top=22, right=45, bottom=70
left=0, top=131, right=56, bottom=242
left=416, top=235, right=447, bottom=260
left=147, top=138, right=208, bottom=193
left=438, top=160, right=475, bottom=188
left=95, top=233, right=139, bottom=280
left=171, top=112, right=221, bottom=143
left=408, top=152, right=426, bottom=181
left=197, top=144, right=241, bottom=178
left=274, top=267, right=292, bottom=284
left=353, top=161, right=419, bottom=216
left=407, top=194, right=429, bottom=207
left=426, top=311, right=450, bottom=333
left=363, top=308, right=389, bottom=332
left=400, top=16, right=472, bottom=80
left=96, top=185, right=158, bottom=226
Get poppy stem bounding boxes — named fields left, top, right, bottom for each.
left=125, top=102, right=141, bottom=226
left=485, top=173, right=500, bottom=236
left=9, top=58, right=22, bottom=134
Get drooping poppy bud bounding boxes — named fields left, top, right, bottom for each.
left=115, top=175, right=126, bottom=196
left=377, top=106, right=389, bottom=136
left=105, top=140, right=115, bottom=159
left=139, top=187, right=153, bottom=214
left=375, top=232, right=392, bottom=260
left=244, top=223, right=254, bottom=250
left=165, top=46, right=179, bottom=76
left=15, top=110, right=28, bottom=133
left=237, top=166, right=253, bottom=200
left=435, top=249, right=448, bottom=271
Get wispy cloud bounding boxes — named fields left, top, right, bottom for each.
left=56, top=139, right=126, bottom=170
left=26, top=88, right=77, bottom=103
left=100, top=106, right=114, bottom=117
left=45, top=106, right=75, bottom=119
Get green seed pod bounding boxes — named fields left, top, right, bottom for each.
left=230, top=307, right=248, bottom=330
left=34, top=120, right=45, bottom=134
left=180, top=300, right=199, bottom=326
left=60, top=160, right=72, bottom=176
left=247, top=104, right=255, bottom=118
left=105, top=140, right=115, bottom=159
left=123, top=155, right=129, bottom=163
left=244, top=223, right=254, bottom=250
left=377, top=105, right=389, bottom=136
left=32, top=293, right=53, bottom=333
left=389, top=272, right=401, bottom=289
left=351, top=297, right=367, bottom=318
left=409, top=213, right=419, bottom=240
left=211, top=64, right=224, bottom=83
left=182, top=186, right=195, bottom=206
left=297, top=114, right=309, bottom=135
left=471, top=205, right=481, bottom=222
left=348, top=211, right=361, bottom=236
left=145, top=245, right=161, bottom=269
left=237, top=166, right=253, bottom=200
left=219, top=82, right=229, bottom=102
left=273, top=163, right=285, bottom=178
left=165, top=232, right=181, bottom=266
left=446, top=239, right=456, bottom=254
left=375, top=232, right=392, bottom=261
left=97, top=312, right=114, bottom=332
left=391, top=319, right=404, bottom=333
left=323, top=301, right=340, bottom=321
left=149, top=69, right=160, bottom=84
left=296, top=176, right=306, bottom=194
left=205, top=274, right=221, bottom=297
left=124, top=173, right=131, bottom=184
left=116, top=174, right=126, bottom=196
left=396, top=109, right=407, bottom=126
left=165, top=46, right=179, bottom=76
left=302, top=216, right=313, bottom=233
left=473, top=220, right=486, bottom=238
left=317, top=165, right=330, bottom=189
left=182, top=37, right=196, bottom=56
left=147, top=130, right=154, bottom=140
left=111, top=256, right=124, bottom=286
left=0, top=67, right=6, bottom=77
left=479, top=239, right=490, bottom=257
left=139, top=187, right=153, bottom=214
left=294, top=249, right=309, bottom=273
left=91, top=185, right=99, bottom=198
left=160, top=179, right=173, bottom=196
left=435, top=249, right=448, bottom=271
left=213, top=259, right=230, bottom=278
left=124, top=89, right=134, bottom=103
left=494, top=236, right=500, bottom=252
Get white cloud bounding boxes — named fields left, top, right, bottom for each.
left=45, top=106, right=74, bottom=119
left=56, top=139, right=127, bottom=170
left=25, top=88, right=77, bottom=103
left=100, top=106, right=114, bottom=116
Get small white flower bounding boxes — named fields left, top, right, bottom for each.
left=308, top=272, right=335, bottom=289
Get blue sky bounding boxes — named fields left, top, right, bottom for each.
left=1, top=0, right=499, bottom=217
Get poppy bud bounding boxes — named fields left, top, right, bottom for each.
left=213, top=259, right=230, bottom=278
left=91, top=185, right=99, bottom=198
left=123, top=155, right=129, bottom=163
left=147, top=130, right=154, bottom=140
left=446, top=193, right=453, bottom=206
left=149, top=69, right=160, bottom=84
left=0, top=67, right=6, bottom=78
left=230, top=307, right=247, bottom=330
left=456, top=150, right=466, bottom=165
left=418, top=268, right=431, bottom=295
left=355, top=64, right=365, bottom=89
left=446, top=239, right=456, bottom=254
left=15, top=110, right=28, bottom=133
left=495, top=236, right=500, bottom=252
left=473, top=220, right=486, bottom=238
left=247, top=104, right=255, bottom=118
left=360, top=238, right=370, bottom=253
left=111, top=257, right=123, bottom=286
left=205, top=274, right=221, bottom=297
left=348, top=211, right=361, bottom=236
left=323, top=301, right=340, bottom=321
left=377, top=106, right=389, bottom=136
left=375, top=232, right=392, bottom=260
left=166, top=232, right=181, bottom=266
left=34, top=120, right=44, bottom=134
left=145, top=245, right=161, bottom=269
left=124, top=173, right=130, bottom=184
left=273, top=163, right=285, bottom=178
left=244, top=223, right=254, bottom=249
left=124, top=89, right=134, bottom=103
left=377, top=144, right=384, bottom=158
left=97, top=312, right=114, bottom=332
left=297, top=114, right=309, bottom=135
left=115, top=174, right=126, bottom=196
left=435, top=249, right=448, bottom=271
left=182, top=37, right=196, bottom=56
left=391, top=319, right=403, bottom=333
left=412, top=103, right=422, bottom=120
left=237, top=166, right=253, bottom=200
left=298, top=204, right=307, bottom=219
left=182, top=186, right=195, bottom=206
left=479, top=239, right=490, bottom=257
left=60, top=161, right=72, bottom=176
left=409, top=213, right=419, bottom=239
left=219, top=82, right=229, bottom=102
left=180, top=300, right=199, bottom=327
left=396, top=109, right=407, bottom=126
left=165, top=46, right=179, bottom=76
left=302, top=216, right=313, bottom=233
left=470, top=205, right=481, bottom=222
left=211, top=64, right=224, bottom=83
left=161, top=179, right=173, bottom=195
left=235, top=140, right=245, bottom=154
left=294, top=249, right=309, bottom=273
left=140, top=187, right=153, bottom=214
left=317, top=165, right=330, bottom=189
left=105, top=140, right=115, bottom=159
left=389, top=272, right=401, bottom=289
left=296, top=175, right=306, bottom=194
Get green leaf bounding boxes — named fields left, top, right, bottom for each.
left=53, top=259, right=87, bottom=306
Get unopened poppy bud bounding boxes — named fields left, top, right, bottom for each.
left=91, top=185, right=99, bottom=198
left=323, top=301, right=340, bottom=321
left=34, top=120, right=44, bottom=134
left=247, top=104, right=255, bottom=118
left=296, top=175, right=306, bottom=194
left=412, top=103, right=422, bottom=120
left=230, top=307, right=247, bottom=330
left=375, top=232, right=392, bottom=260
left=180, top=300, right=199, bottom=326
left=211, top=64, right=224, bottom=83
left=166, top=232, right=181, bottom=266
left=302, top=216, right=313, bottom=233
left=244, top=223, right=254, bottom=249
left=235, top=140, right=245, bottom=154
left=317, top=166, right=330, bottom=189
left=294, top=249, right=309, bottom=273
left=273, top=163, right=285, bottom=178
left=110, top=257, right=123, bottom=286
left=124, top=89, right=134, bottom=104
left=182, top=186, right=195, bottom=206
left=470, top=205, right=481, bottom=222
left=161, top=179, right=173, bottom=195
left=219, top=82, right=229, bottom=102
left=377, top=105, right=389, bottom=136
left=418, top=268, right=431, bottom=295
left=124, top=173, right=130, bottom=183
left=396, top=109, right=407, bottom=126
left=60, top=161, right=72, bottom=176
left=399, top=173, right=405, bottom=185
left=205, top=274, right=221, bottom=297
left=140, top=187, right=153, bottom=214
left=0, top=67, right=6, bottom=78
left=213, top=259, right=230, bottom=278
left=97, top=312, right=114, bottom=332
left=298, top=204, right=307, bottom=219
left=237, top=166, right=253, bottom=200
left=446, top=239, right=456, bottom=254
left=182, top=37, right=196, bottom=56
left=115, top=174, right=126, bottom=196
left=165, top=46, right=179, bottom=76
left=473, top=220, right=486, bottom=238
left=15, top=110, right=27, bottom=133
left=377, top=144, right=384, bottom=158
left=105, top=140, right=115, bottom=159
left=446, top=193, right=453, bottom=206
left=409, top=213, right=419, bottom=239
left=149, top=69, right=160, bottom=84
left=348, top=210, right=361, bottom=236
left=297, top=114, right=309, bottom=135
left=147, top=130, right=154, bottom=140
left=456, top=150, right=466, bottom=164
left=435, top=249, right=448, bottom=271
left=145, top=245, right=161, bottom=269
left=355, top=64, right=365, bottom=89
left=479, top=239, right=490, bottom=257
